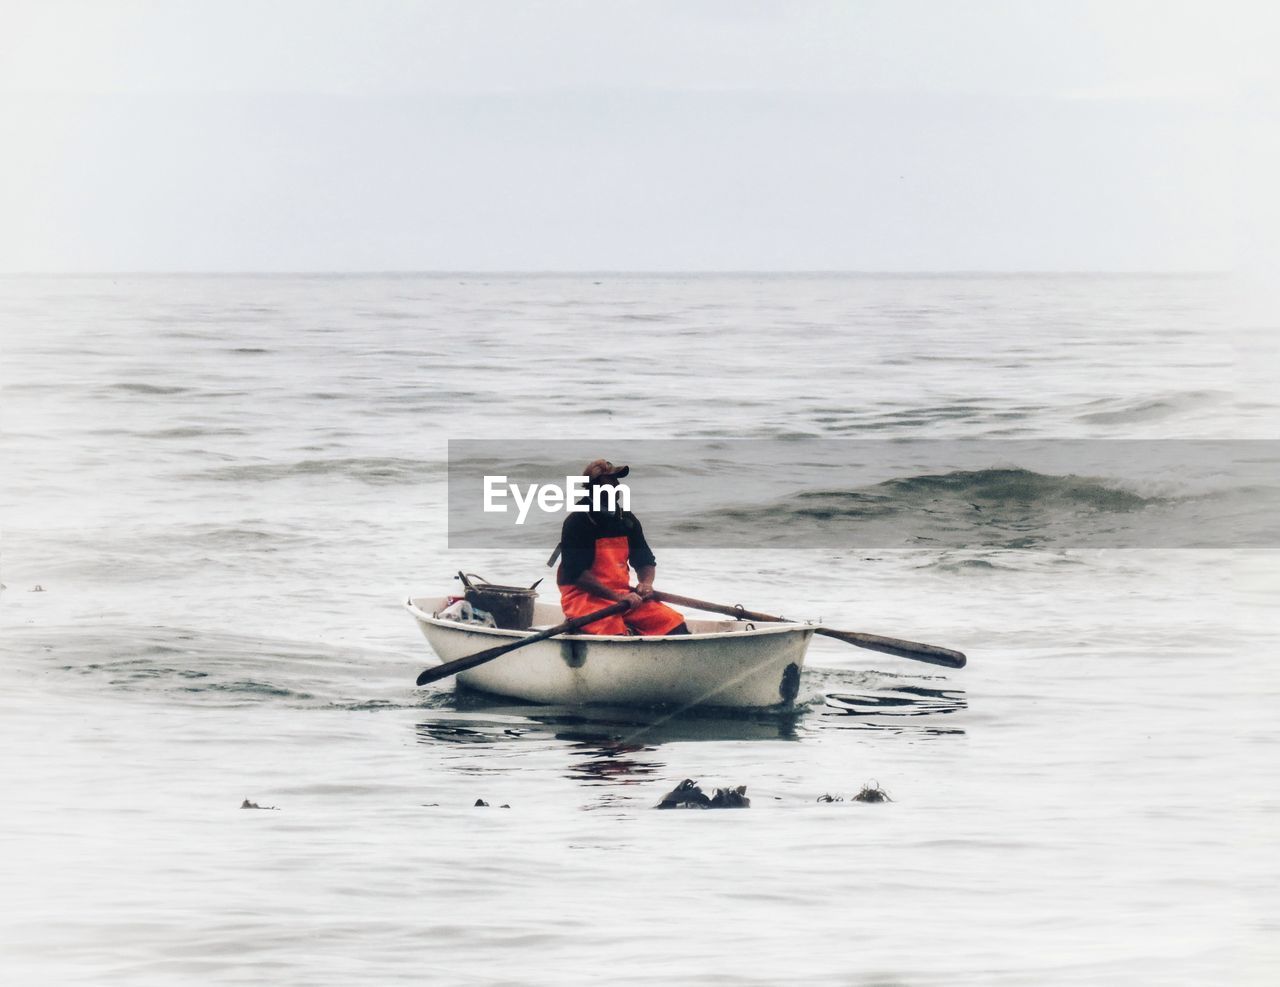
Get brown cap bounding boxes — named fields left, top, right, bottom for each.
left=583, top=459, right=630, bottom=483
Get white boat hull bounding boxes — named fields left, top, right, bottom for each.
left=406, top=596, right=814, bottom=709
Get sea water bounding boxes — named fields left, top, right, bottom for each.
left=1, top=274, right=1277, bottom=985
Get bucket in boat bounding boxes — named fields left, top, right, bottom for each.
left=458, top=572, right=539, bottom=630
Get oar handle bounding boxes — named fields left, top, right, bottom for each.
left=652, top=591, right=966, bottom=669
left=652, top=592, right=781, bottom=625
left=415, top=600, right=631, bottom=687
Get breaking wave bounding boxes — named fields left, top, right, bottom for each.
left=793, top=468, right=1155, bottom=515
left=667, top=468, right=1276, bottom=549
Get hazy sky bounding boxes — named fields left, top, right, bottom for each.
left=1, top=1, right=1276, bottom=271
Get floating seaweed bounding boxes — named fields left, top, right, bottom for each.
left=656, top=779, right=709, bottom=809
left=709, top=785, right=750, bottom=808
left=851, top=781, right=892, bottom=803
left=656, top=778, right=750, bottom=809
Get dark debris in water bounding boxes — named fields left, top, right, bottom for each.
left=656, top=779, right=750, bottom=809
left=852, top=781, right=893, bottom=803
left=817, top=781, right=893, bottom=803
left=240, top=799, right=279, bottom=810
left=473, top=799, right=511, bottom=808
left=710, top=786, right=750, bottom=809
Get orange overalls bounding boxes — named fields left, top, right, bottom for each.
left=558, top=535, right=685, bottom=636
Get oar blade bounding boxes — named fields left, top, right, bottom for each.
left=819, top=629, right=966, bottom=668
left=415, top=639, right=510, bottom=686
left=416, top=663, right=458, bottom=687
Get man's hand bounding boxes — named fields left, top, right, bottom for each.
left=619, top=591, right=645, bottom=610
left=634, top=582, right=655, bottom=599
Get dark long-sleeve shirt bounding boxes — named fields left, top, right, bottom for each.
left=556, top=510, right=657, bottom=585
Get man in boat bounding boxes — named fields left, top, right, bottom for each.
left=556, top=460, right=690, bottom=636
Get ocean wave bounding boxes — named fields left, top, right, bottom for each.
left=1076, top=390, right=1228, bottom=425
left=877, top=468, right=1153, bottom=509
left=194, top=525, right=312, bottom=548
left=191, top=457, right=444, bottom=485
left=735, top=469, right=1156, bottom=523
left=145, top=425, right=250, bottom=439
left=661, top=468, right=1277, bottom=549
left=915, top=552, right=1090, bottom=573
left=105, top=382, right=192, bottom=395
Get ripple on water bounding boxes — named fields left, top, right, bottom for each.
left=103, top=382, right=193, bottom=396
left=5, top=625, right=401, bottom=709
left=188, top=458, right=444, bottom=485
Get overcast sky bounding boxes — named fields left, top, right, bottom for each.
left=1, top=1, right=1275, bottom=271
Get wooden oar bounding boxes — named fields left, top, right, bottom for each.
left=653, top=591, right=967, bottom=669
left=415, top=600, right=632, bottom=687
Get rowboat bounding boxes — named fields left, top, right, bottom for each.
left=405, top=595, right=815, bottom=709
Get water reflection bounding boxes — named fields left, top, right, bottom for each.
left=563, top=739, right=662, bottom=786
left=415, top=701, right=805, bottom=747
left=527, top=704, right=804, bottom=746
left=819, top=678, right=967, bottom=736
left=415, top=689, right=809, bottom=787
left=544, top=705, right=806, bottom=787
left=414, top=674, right=967, bottom=789
left=416, top=721, right=536, bottom=745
